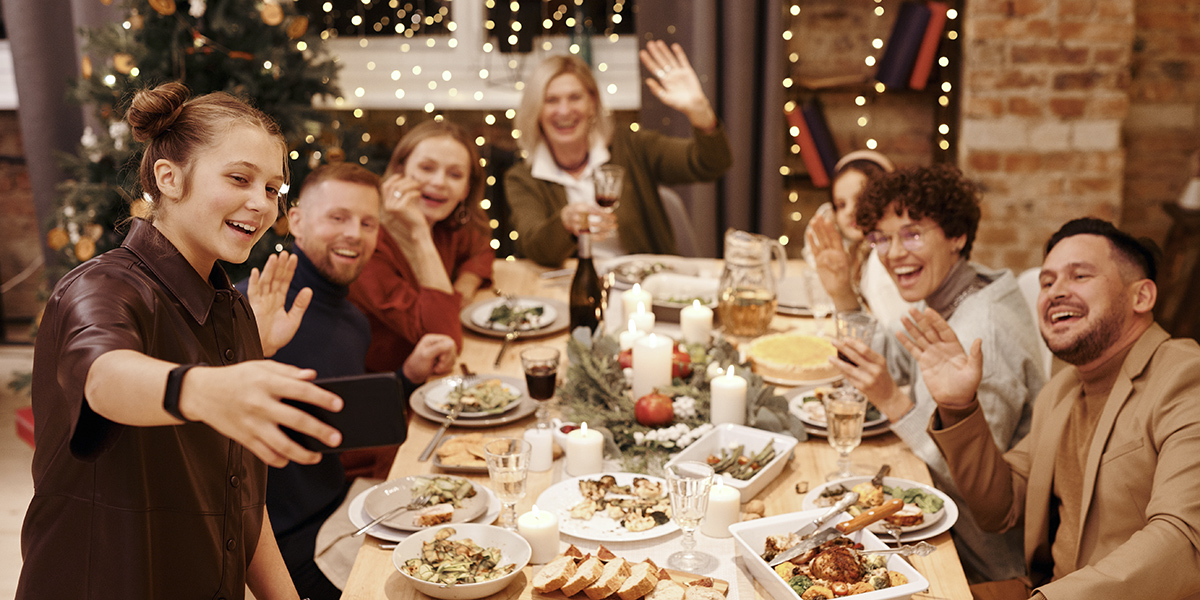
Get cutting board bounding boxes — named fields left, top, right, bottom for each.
left=529, top=566, right=729, bottom=599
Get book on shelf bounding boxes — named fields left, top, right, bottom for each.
left=875, top=1, right=932, bottom=90
left=784, top=98, right=838, bottom=188
left=909, top=2, right=949, bottom=90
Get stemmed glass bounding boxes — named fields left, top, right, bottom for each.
left=594, top=164, right=625, bottom=213
left=484, top=438, right=531, bottom=530
left=520, top=346, right=560, bottom=429
left=823, top=387, right=868, bottom=480
left=665, top=461, right=717, bottom=573
left=804, top=269, right=835, bottom=334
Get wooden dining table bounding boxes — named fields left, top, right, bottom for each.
left=338, top=258, right=971, bottom=600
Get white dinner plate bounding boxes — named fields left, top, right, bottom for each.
left=534, top=473, right=678, bottom=543
left=363, top=475, right=489, bottom=531
left=469, top=297, right=558, bottom=332
left=785, top=385, right=888, bottom=429
left=802, top=476, right=958, bottom=542
left=422, top=376, right=525, bottom=418
left=349, top=483, right=501, bottom=542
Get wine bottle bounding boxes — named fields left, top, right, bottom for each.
left=569, top=230, right=603, bottom=334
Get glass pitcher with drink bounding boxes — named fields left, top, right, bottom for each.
left=717, top=229, right=786, bottom=337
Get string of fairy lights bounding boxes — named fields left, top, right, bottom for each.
left=777, top=0, right=961, bottom=249
left=300, top=0, right=631, bottom=257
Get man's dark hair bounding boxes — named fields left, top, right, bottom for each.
left=1044, top=218, right=1159, bottom=282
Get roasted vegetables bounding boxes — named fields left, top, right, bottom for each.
left=704, top=442, right=775, bottom=480
left=400, top=527, right=516, bottom=585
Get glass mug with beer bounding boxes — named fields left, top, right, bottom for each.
left=717, top=229, right=787, bottom=337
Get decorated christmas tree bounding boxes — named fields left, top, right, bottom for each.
left=46, top=0, right=341, bottom=281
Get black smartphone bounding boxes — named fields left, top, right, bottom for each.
left=283, top=373, right=408, bottom=453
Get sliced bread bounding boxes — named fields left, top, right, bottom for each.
left=682, top=586, right=724, bottom=600
left=561, top=555, right=605, bottom=597
left=533, top=555, right=578, bottom=594
left=646, top=579, right=686, bottom=600
left=584, top=557, right=630, bottom=600
left=616, top=561, right=660, bottom=600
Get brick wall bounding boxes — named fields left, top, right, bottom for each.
left=959, top=0, right=1135, bottom=271
left=0, top=111, right=43, bottom=326
left=1122, top=1, right=1200, bottom=243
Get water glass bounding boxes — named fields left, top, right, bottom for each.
left=484, top=438, right=531, bottom=530
left=823, top=387, right=867, bottom=480
left=665, top=461, right=717, bottom=573
left=520, top=346, right=560, bottom=429
left=834, top=310, right=878, bottom=366
left=593, top=164, right=625, bottom=213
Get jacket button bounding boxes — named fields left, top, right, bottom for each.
left=226, top=538, right=237, bottom=551
left=230, top=475, right=240, bottom=488
left=224, top=348, right=234, bottom=361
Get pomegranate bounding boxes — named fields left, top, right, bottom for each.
left=634, top=391, right=675, bottom=427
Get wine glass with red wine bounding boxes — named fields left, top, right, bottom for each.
left=594, top=164, right=625, bottom=214
left=520, top=347, right=560, bottom=429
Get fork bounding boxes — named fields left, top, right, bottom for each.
left=862, top=541, right=937, bottom=558
left=881, top=521, right=904, bottom=546
left=315, top=493, right=434, bottom=558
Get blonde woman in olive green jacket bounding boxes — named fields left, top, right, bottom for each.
left=505, top=42, right=732, bottom=267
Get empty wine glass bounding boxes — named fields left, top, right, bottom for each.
left=665, top=461, right=717, bottom=573
left=484, top=438, right=531, bottom=530
left=593, top=164, right=625, bottom=213
left=520, top=346, right=560, bottom=429
left=805, top=268, right=835, bottom=334
left=824, top=387, right=867, bottom=480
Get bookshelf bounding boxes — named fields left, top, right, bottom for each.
left=779, top=0, right=962, bottom=248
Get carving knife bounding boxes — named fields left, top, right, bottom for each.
left=768, top=498, right=904, bottom=566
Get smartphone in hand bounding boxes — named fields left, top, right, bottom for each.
left=284, top=373, right=408, bottom=453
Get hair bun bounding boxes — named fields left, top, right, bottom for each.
left=127, top=82, right=191, bottom=142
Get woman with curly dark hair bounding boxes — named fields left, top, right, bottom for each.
left=830, top=164, right=1045, bottom=586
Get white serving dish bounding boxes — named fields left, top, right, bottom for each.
left=639, top=272, right=720, bottom=323
left=391, top=523, right=531, bottom=600
left=729, top=509, right=930, bottom=600
left=663, top=423, right=797, bottom=500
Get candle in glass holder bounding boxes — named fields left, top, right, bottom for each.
left=630, top=302, right=655, bottom=333
left=701, top=477, right=742, bottom=538
left=622, top=283, right=653, bottom=322
left=565, top=422, right=604, bottom=476
left=710, top=365, right=747, bottom=425
left=518, top=505, right=560, bottom=564
left=679, top=299, right=714, bottom=345
left=619, top=320, right=646, bottom=351
left=632, top=333, right=672, bottom=399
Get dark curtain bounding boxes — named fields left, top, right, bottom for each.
left=2, top=0, right=121, bottom=276
left=636, top=0, right=784, bottom=256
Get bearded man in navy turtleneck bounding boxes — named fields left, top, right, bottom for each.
left=238, top=163, right=457, bottom=599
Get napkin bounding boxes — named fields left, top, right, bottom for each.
left=315, top=477, right=383, bottom=589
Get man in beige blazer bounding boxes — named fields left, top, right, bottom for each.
left=893, top=218, right=1200, bottom=599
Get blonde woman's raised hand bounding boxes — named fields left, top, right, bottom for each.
left=639, top=40, right=717, bottom=132
left=247, top=251, right=312, bottom=357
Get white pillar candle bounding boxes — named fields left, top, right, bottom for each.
left=701, top=477, right=742, bottom=538
left=622, top=283, right=653, bottom=322
left=517, top=505, right=560, bottom=564
left=710, top=365, right=747, bottom=425
left=632, top=333, right=672, bottom=399
left=630, top=301, right=656, bottom=333
left=619, top=320, right=646, bottom=351
left=565, top=422, right=604, bottom=476
left=679, top=299, right=714, bottom=345
left=523, top=427, right=554, bottom=472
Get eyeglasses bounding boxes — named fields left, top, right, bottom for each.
left=865, top=225, right=929, bottom=254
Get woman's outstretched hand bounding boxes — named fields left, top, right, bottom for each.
left=806, top=214, right=859, bottom=311
left=639, top=40, right=717, bottom=133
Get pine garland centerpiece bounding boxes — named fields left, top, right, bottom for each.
left=557, top=332, right=803, bottom=475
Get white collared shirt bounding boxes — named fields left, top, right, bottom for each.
left=529, top=140, right=625, bottom=258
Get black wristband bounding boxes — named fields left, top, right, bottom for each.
left=164, top=363, right=204, bottom=422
